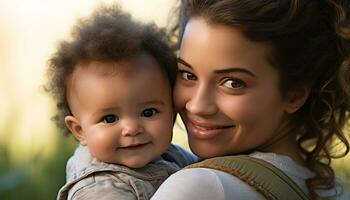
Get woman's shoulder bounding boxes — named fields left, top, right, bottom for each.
left=153, top=152, right=349, bottom=200
left=250, top=152, right=350, bottom=200
left=250, top=151, right=314, bottom=186
left=151, top=167, right=265, bottom=200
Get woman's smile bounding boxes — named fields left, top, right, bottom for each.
left=186, top=117, right=235, bottom=139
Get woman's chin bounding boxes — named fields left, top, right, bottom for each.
left=189, top=141, right=226, bottom=159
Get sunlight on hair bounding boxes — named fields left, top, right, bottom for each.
left=121, top=0, right=176, bottom=26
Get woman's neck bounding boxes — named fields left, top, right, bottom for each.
left=261, top=133, right=306, bottom=167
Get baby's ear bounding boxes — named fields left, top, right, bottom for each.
left=284, top=86, right=310, bottom=114
left=65, top=116, right=87, bottom=146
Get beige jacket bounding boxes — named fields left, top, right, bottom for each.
left=57, top=144, right=197, bottom=200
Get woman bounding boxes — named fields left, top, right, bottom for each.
left=152, top=0, right=350, bottom=199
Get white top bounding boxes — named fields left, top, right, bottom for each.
left=151, top=152, right=350, bottom=200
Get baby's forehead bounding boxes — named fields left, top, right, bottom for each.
left=74, top=53, right=163, bottom=75
left=67, top=56, right=169, bottom=94
left=65, top=56, right=172, bottom=115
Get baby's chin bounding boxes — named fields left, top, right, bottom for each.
left=98, top=156, right=153, bottom=169
left=122, top=160, right=150, bottom=169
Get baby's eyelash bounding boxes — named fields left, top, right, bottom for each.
left=102, top=114, right=118, bottom=123
left=141, top=108, right=159, bottom=117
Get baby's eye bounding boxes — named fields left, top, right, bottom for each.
left=103, top=114, right=118, bottom=123
left=141, top=108, right=158, bottom=118
left=179, top=70, right=197, bottom=81
left=223, top=79, right=246, bottom=89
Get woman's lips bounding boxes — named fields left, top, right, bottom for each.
left=187, top=119, right=234, bottom=139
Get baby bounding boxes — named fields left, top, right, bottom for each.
left=46, top=5, right=197, bottom=200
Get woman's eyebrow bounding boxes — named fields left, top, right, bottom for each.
left=178, top=57, right=256, bottom=77
left=177, top=57, right=192, bottom=69
left=214, top=68, right=256, bottom=77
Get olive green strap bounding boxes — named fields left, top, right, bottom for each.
left=185, top=155, right=311, bottom=200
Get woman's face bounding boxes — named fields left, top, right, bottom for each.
left=174, top=17, right=292, bottom=158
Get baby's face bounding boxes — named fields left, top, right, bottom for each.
left=65, top=54, right=173, bottom=168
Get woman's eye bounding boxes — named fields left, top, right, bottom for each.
left=103, top=114, right=118, bottom=123
left=141, top=108, right=158, bottom=118
left=223, top=79, right=246, bottom=89
left=179, top=70, right=196, bottom=81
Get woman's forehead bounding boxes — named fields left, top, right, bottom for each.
left=180, top=17, right=273, bottom=74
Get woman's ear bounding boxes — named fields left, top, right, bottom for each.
left=284, top=86, right=310, bottom=114
left=65, top=116, right=87, bottom=146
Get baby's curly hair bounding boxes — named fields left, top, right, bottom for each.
left=45, top=4, right=177, bottom=136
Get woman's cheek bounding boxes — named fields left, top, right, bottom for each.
left=220, top=95, right=257, bottom=123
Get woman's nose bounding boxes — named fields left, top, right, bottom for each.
left=185, top=86, right=218, bottom=116
left=121, top=119, right=144, bottom=136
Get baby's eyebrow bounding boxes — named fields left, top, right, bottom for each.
left=140, top=100, right=165, bottom=107
left=91, top=106, right=120, bottom=117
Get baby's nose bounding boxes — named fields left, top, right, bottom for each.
left=121, top=119, right=144, bottom=136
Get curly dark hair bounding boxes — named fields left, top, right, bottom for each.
left=172, top=0, right=350, bottom=199
left=45, top=4, right=177, bottom=136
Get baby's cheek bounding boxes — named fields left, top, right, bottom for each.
left=174, top=85, right=191, bottom=110
left=89, top=131, right=116, bottom=149
left=151, top=120, right=173, bottom=140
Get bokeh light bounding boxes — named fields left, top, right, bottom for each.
left=0, top=0, right=348, bottom=199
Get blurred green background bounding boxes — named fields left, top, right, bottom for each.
left=0, top=0, right=348, bottom=199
